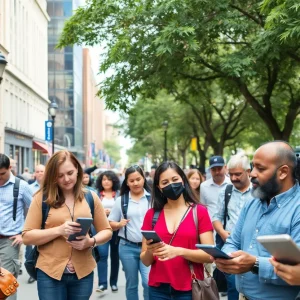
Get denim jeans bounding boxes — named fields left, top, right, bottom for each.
left=119, top=239, right=150, bottom=300
left=37, top=269, right=93, bottom=300
left=97, top=230, right=119, bottom=287
left=225, top=273, right=239, bottom=300
left=149, top=284, right=192, bottom=300
left=25, top=245, right=32, bottom=261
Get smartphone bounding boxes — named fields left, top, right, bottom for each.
left=195, top=244, right=233, bottom=259
left=67, top=218, right=93, bottom=242
left=257, top=234, right=300, bottom=265
left=141, top=230, right=162, bottom=244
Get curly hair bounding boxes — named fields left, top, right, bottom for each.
left=95, top=170, right=120, bottom=192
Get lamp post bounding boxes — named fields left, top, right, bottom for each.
left=162, top=120, right=168, bottom=161
left=48, top=100, right=58, bottom=155
left=0, top=51, right=8, bottom=85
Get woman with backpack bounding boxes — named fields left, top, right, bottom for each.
left=22, top=150, right=112, bottom=300
left=94, top=170, right=120, bottom=293
left=140, top=161, right=214, bottom=300
left=108, top=165, right=151, bottom=300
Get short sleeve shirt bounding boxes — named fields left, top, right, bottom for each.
left=141, top=204, right=213, bottom=291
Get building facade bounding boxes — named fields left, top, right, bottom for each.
left=0, top=0, right=50, bottom=174
left=82, top=48, right=107, bottom=166
left=47, top=0, right=85, bottom=161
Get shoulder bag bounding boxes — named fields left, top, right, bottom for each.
left=0, top=262, right=19, bottom=299
left=190, top=204, right=220, bottom=300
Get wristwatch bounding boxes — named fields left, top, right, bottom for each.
left=251, top=257, right=259, bottom=274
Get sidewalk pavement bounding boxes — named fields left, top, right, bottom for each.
left=17, top=257, right=227, bottom=299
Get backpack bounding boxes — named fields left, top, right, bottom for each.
left=121, top=192, right=151, bottom=239
left=13, top=178, right=21, bottom=221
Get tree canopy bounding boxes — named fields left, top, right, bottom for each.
left=58, top=0, right=300, bottom=143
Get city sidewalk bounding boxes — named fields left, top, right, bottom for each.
left=17, top=257, right=227, bottom=299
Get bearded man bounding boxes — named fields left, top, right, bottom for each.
left=214, top=141, right=300, bottom=300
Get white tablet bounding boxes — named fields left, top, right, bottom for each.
left=257, top=234, right=300, bottom=265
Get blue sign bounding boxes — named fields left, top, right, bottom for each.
left=45, top=120, right=53, bottom=141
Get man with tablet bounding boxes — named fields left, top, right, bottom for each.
left=212, top=153, right=252, bottom=300
left=214, top=141, right=300, bottom=300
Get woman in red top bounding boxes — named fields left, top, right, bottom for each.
left=141, top=161, right=214, bottom=300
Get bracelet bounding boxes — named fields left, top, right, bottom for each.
left=90, top=237, right=97, bottom=249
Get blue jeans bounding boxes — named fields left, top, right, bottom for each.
left=37, top=269, right=93, bottom=300
left=25, top=245, right=32, bottom=260
left=149, top=284, right=192, bottom=300
left=97, top=230, right=119, bottom=287
left=225, top=273, right=239, bottom=300
left=119, top=239, right=150, bottom=300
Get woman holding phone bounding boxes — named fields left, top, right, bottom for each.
left=108, top=165, right=151, bottom=300
left=94, top=170, right=120, bottom=293
left=22, top=150, right=112, bottom=300
left=140, top=161, right=214, bottom=300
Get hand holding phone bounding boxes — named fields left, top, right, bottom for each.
left=67, top=218, right=93, bottom=242
left=141, top=230, right=162, bottom=244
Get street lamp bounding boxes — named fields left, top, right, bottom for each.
left=0, top=51, right=8, bottom=85
left=162, top=120, right=168, bottom=161
left=48, top=100, right=58, bottom=155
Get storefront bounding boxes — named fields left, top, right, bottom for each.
left=4, top=129, right=49, bottom=174
left=5, top=129, right=33, bottom=174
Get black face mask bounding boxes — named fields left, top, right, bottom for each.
left=161, top=182, right=185, bottom=200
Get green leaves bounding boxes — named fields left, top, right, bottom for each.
left=58, top=0, right=300, bottom=142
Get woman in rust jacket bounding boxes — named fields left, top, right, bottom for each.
left=22, top=150, right=112, bottom=300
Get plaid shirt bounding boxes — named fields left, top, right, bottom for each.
left=0, top=173, right=33, bottom=235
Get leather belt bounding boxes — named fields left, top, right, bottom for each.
left=120, top=237, right=142, bottom=247
left=0, top=235, right=12, bottom=239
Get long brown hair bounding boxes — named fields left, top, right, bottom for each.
left=41, top=150, right=84, bottom=208
left=187, top=169, right=205, bottom=193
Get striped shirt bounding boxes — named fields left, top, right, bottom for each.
left=0, top=173, right=33, bottom=235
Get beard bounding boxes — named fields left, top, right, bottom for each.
left=251, top=171, right=281, bottom=201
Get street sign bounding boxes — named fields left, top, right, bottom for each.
left=45, top=120, right=53, bottom=141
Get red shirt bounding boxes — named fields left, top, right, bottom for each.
left=141, top=204, right=213, bottom=291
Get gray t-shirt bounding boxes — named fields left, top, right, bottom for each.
left=108, top=190, right=150, bottom=243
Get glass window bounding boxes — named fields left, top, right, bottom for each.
left=47, top=2, right=54, bottom=16
left=54, top=2, right=64, bottom=17
left=48, top=54, right=55, bottom=71
left=48, top=74, right=55, bottom=89
left=55, top=91, right=65, bottom=107
left=65, top=54, right=73, bottom=70
left=63, top=2, right=72, bottom=17
left=55, top=54, right=65, bottom=71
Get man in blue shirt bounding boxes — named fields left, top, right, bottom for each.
left=212, top=153, right=252, bottom=300
left=215, top=141, right=300, bottom=300
left=0, top=154, right=32, bottom=300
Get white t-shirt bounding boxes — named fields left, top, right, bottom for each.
left=101, top=197, right=115, bottom=210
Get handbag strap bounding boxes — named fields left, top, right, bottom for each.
left=188, top=204, right=212, bottom=279
left=168, top=205, right=191, bottom=245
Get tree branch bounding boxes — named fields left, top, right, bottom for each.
left=229, top=4, right=264, bottom=27
left=178, top=73, right=223, bottom=81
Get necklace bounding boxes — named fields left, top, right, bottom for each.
left=65, top=202, right=75, bottom=221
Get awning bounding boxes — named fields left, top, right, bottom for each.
left=32, top=141, right=49, bottom=154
